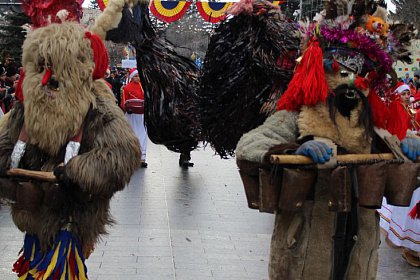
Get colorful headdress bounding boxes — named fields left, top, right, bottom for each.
left=19, top=0, right=109, bottom=86
left=276, top=0, right=416, bottom=113
left=21, top=0, right=84, bottom=28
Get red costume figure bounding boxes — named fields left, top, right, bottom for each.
left=121, top=68, right=148, bottom=168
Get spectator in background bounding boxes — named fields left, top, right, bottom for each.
left=403, top=72, right=414, bottom=85
left=0, top=51, right=14, bottom=70
left=103, top=68, right=113, bottom=90
left=121, top=68, right=148, bottom=168
left=414, top=73, right=420, bottom=91
left=1, top=65, right=18, bottom=113
left=387, top=83, right=419, bottom=139
left=106, top=70, right=122, bottom=105
left=0, top=66, right=7, bottom=114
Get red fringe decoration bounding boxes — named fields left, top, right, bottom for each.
left=368, top=91, right=388, bottom=129
left=69, top=249, right=76, bottom=276
left=408, top=202, right=420, bottom=219
left=12, top=255, right=29, bottom=277
left=276, top=38, right=329, bottom=111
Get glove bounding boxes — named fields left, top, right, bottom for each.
left=401, top=138, right=420, bottom=161
left=295, top=140, right=333, bottom=164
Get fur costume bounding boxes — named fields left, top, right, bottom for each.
left=0, top=3, right=141, bottom=279
left=236, top=1, right=419, bottom=279
left=199, top=0, right=300, bottom=158
left=95, top=0, right=201, bottom=160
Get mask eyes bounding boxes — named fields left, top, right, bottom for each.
left=340, top=71, right=349, bottom=78
left=37, top=59, right=45, bottom=73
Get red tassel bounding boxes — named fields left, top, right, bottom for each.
left=36, top=271, right=45, bottom=280
left=368, top=91, right=388, bottom=129
left=276, top=38, right=330, bottom=111
left=12, top=255, right=26, bottom=273
left=408, top=202, right=420, bottom=219
left=12, top=255, right=29, bottom=277
left=41, top=68, right=52, bottom=86
left=69, top=249, right=76, bottom=276
left=52, top=266, right=61, bottom=280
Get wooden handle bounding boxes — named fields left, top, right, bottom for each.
left=270, top=153, right=397, bottom=165
left=6, top=168, right=57, bottom=182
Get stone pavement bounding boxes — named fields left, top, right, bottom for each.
left=1, top=142, right=419, bottom=280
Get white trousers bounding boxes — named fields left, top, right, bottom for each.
left=126, top=113, right=148, bottom=161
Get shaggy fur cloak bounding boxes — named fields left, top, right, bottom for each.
left=0, top=22, right=141, bottom=251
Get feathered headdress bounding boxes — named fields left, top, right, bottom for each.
left=21, top=0, right=84, bottom=27
left=19, top=0, right=109, bottom=88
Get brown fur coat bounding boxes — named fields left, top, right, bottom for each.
left=0, top=93, right=141, bottom=250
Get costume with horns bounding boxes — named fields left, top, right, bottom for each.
left=0, top=1, right=141, bottom=279
left=235, top=0, right=420, bottom=279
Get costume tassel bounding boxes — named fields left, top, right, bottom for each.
left=408, top=202, right=420, bottom=219
left=276, top=38, right=329, bottom=111
left=13, top=231, right=88, bottom=280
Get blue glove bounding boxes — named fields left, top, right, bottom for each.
left=401, top=138, right=420, bottom=161
left=295, top=140, right=333, bottom=164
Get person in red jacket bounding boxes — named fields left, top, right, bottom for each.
left=387, top=83, right=419, bottom=139
left=121, top=68, right=148, bottom=167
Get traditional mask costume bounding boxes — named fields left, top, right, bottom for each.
left=93, top=0, right=201, bottom=168
left=235, top=0, right=420, bottom=279
left=0, top=1, right=141, bottom=279
left=199, top=0, right=300, bottom=158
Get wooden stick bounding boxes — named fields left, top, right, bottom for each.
left=270, top=153, right=398, bottom=165
left=6, top=168, right=56, bottom=182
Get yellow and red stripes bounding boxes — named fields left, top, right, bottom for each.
left=196, top=1, right=233, bottom=23
left=149, top=0, right=192, bottom=23
left=13, top=231, right=88, bottom=280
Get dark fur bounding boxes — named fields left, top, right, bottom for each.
left=0, top=94, right=141, bottom=250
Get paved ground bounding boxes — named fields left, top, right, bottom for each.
left=0, top=142, right=419, bottom=279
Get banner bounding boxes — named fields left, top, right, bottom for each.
left=149, top=0, right=192, bottom=23
left=97, top=0, right=285, bottom=23
left=121, top=59, right=137, bottom=69
left=196, top=1, right=233, bottom=23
